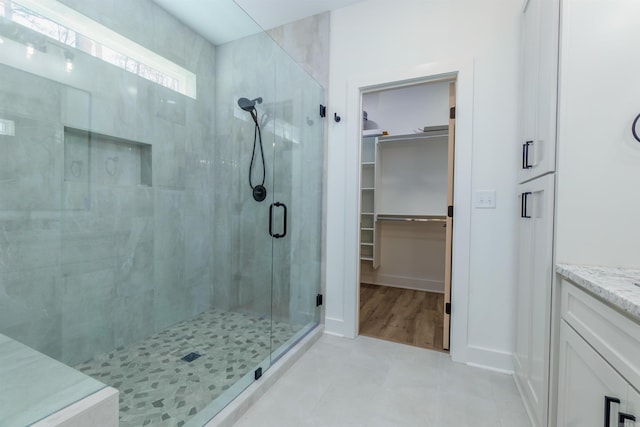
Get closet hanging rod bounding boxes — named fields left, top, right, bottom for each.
left=377, top=215, right=446, bottom=223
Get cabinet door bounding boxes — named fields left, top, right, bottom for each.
left=517, top=0, right=559, bottom=183
left=533, top=0, right=559, bottom=180
left=514, top=173, right=555, bottom=427
left=557, top=321, right=628, bottom=427
left=625, top=386, right=640, bottom=427
left=518, top=0, right=540, bottom=183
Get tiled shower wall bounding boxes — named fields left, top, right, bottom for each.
left=0, top=0, right=329, bottom=369
left=0, top=0, right=217, bottom=366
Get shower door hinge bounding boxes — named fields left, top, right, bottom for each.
left=450, top=106, right=456, bottom=119
left=254, top=367, right=263, bottom=380
left=445, top=302, right=451, bottom=315
left=316, top=294, right=323, bottom=307
left=447, top=205, right=454, bottom=218
left=319, top=104, right=327, bottom=118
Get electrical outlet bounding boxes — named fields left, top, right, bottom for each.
left=475, top=190, right=496, bottom=209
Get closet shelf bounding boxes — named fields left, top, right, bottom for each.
left=377, top=214, right=446, bottom=223
left=377, top=126, right=448, bottom=143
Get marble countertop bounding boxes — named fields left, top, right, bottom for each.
left=556, top=264, right=640, bottom=320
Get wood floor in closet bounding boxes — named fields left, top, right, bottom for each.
left=359, top=283, right=445, bottom=351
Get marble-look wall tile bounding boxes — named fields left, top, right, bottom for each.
left=1, top=0, right=323, bottom=380
left=153, top=118, right=187, bottom=190
left=1, top=0, right=218, bottom=366
left=113, top=289, right=155, bottom=349
left=62, top=87, right=91, bottom=131
left=61, top=264, right=117, bottom=365
left=0, top=267, right=63, bottom=359
left=213, top=25, right=324, bottom=324
left=267, top=12, right=330, bottom=89
left=153, top=189, right=185, bottom=261
left=58, top=0, right=155, bottom=53
left=0, top=216, right=62, bottom=272
left=213, top=33, right=280, bottom=314
left=0, top=76, right=64, bottom=211
left=153, top=259, right=188, bottom=331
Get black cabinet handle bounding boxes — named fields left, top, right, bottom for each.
left=605, top=396, right=621, bottom=427
left=521, top=192, right=532, bottom=218
left=522, top=140, right=533, bottom=169
left=619, top=412, right=636, bottom=427
left=269, top=202, right=287, bottom=239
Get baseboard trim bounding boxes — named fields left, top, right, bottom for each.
left=324, top=316, right=348, bottom=337
left=464, top=344, right=514, bottom=373
left=360, top=274, right=444, bottom=293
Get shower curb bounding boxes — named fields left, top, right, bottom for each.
left=203, top=325, right=324, bottom=427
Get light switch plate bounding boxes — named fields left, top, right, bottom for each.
left=475, top=190, right=496, bottom=209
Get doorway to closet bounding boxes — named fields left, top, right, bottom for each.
left=358, top=79, right=455, bottom=352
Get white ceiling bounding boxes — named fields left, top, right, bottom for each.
left=151, top=0, right=363, bottom=45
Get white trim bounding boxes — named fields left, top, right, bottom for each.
left=466, top=345, right=515, bottom=373
left=467, top=362, right=514, bottom=376
left=336, top=58, right=474, bottom=365
left=359, top=277, right=445, bottom=294
left=324, top=317, right=346, bottom=337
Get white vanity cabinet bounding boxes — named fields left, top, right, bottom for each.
left=556, top=277, right=640, bottom=427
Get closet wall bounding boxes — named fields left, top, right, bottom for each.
left=360, top=82, right=450, bottom=293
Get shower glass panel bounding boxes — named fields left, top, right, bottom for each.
left=270, top=56, right=324, bottom=362
left=0, top=0, right=323, bottom=425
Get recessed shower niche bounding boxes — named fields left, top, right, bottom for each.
left=63, top=127, right=152, bottom=210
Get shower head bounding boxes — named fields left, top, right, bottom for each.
left=238, top=97, right=263, bottom=112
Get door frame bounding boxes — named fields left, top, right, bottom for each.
left=344, top=58, right=474, bottom=363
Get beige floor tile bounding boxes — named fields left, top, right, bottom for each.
left=232, top=335, right=531, bottom=427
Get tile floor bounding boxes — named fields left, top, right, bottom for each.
left=232, top=334, right=532, bottom=427
left=74, top=309, right=302, bottom=427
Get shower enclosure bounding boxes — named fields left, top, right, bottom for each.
left=0, top=0, right=324, bottom=425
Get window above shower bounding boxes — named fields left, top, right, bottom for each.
left=0, top=0, right=197, bottom=98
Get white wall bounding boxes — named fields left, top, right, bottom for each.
left=555, top=0, right=640, bottom=268
left=363, top=82, right=450, bottom=134
left=326, top=0, right=521, bottom=371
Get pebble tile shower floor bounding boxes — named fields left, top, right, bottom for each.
left=74, top=309, right=301, bottom=427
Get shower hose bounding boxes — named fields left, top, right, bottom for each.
left=248, top=109, right=266, bottom=195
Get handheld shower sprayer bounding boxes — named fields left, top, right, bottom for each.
left=238, top=96, right=267, bottom=202
left=237, top=97, right=263, bottom=113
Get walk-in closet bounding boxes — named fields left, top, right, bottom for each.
left=358, top=79, right=455, bottom=351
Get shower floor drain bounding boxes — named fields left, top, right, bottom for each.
left=181, top=352, right=202, bottom=362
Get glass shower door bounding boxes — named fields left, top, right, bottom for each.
left=269, top=53, right=324, bottom=362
